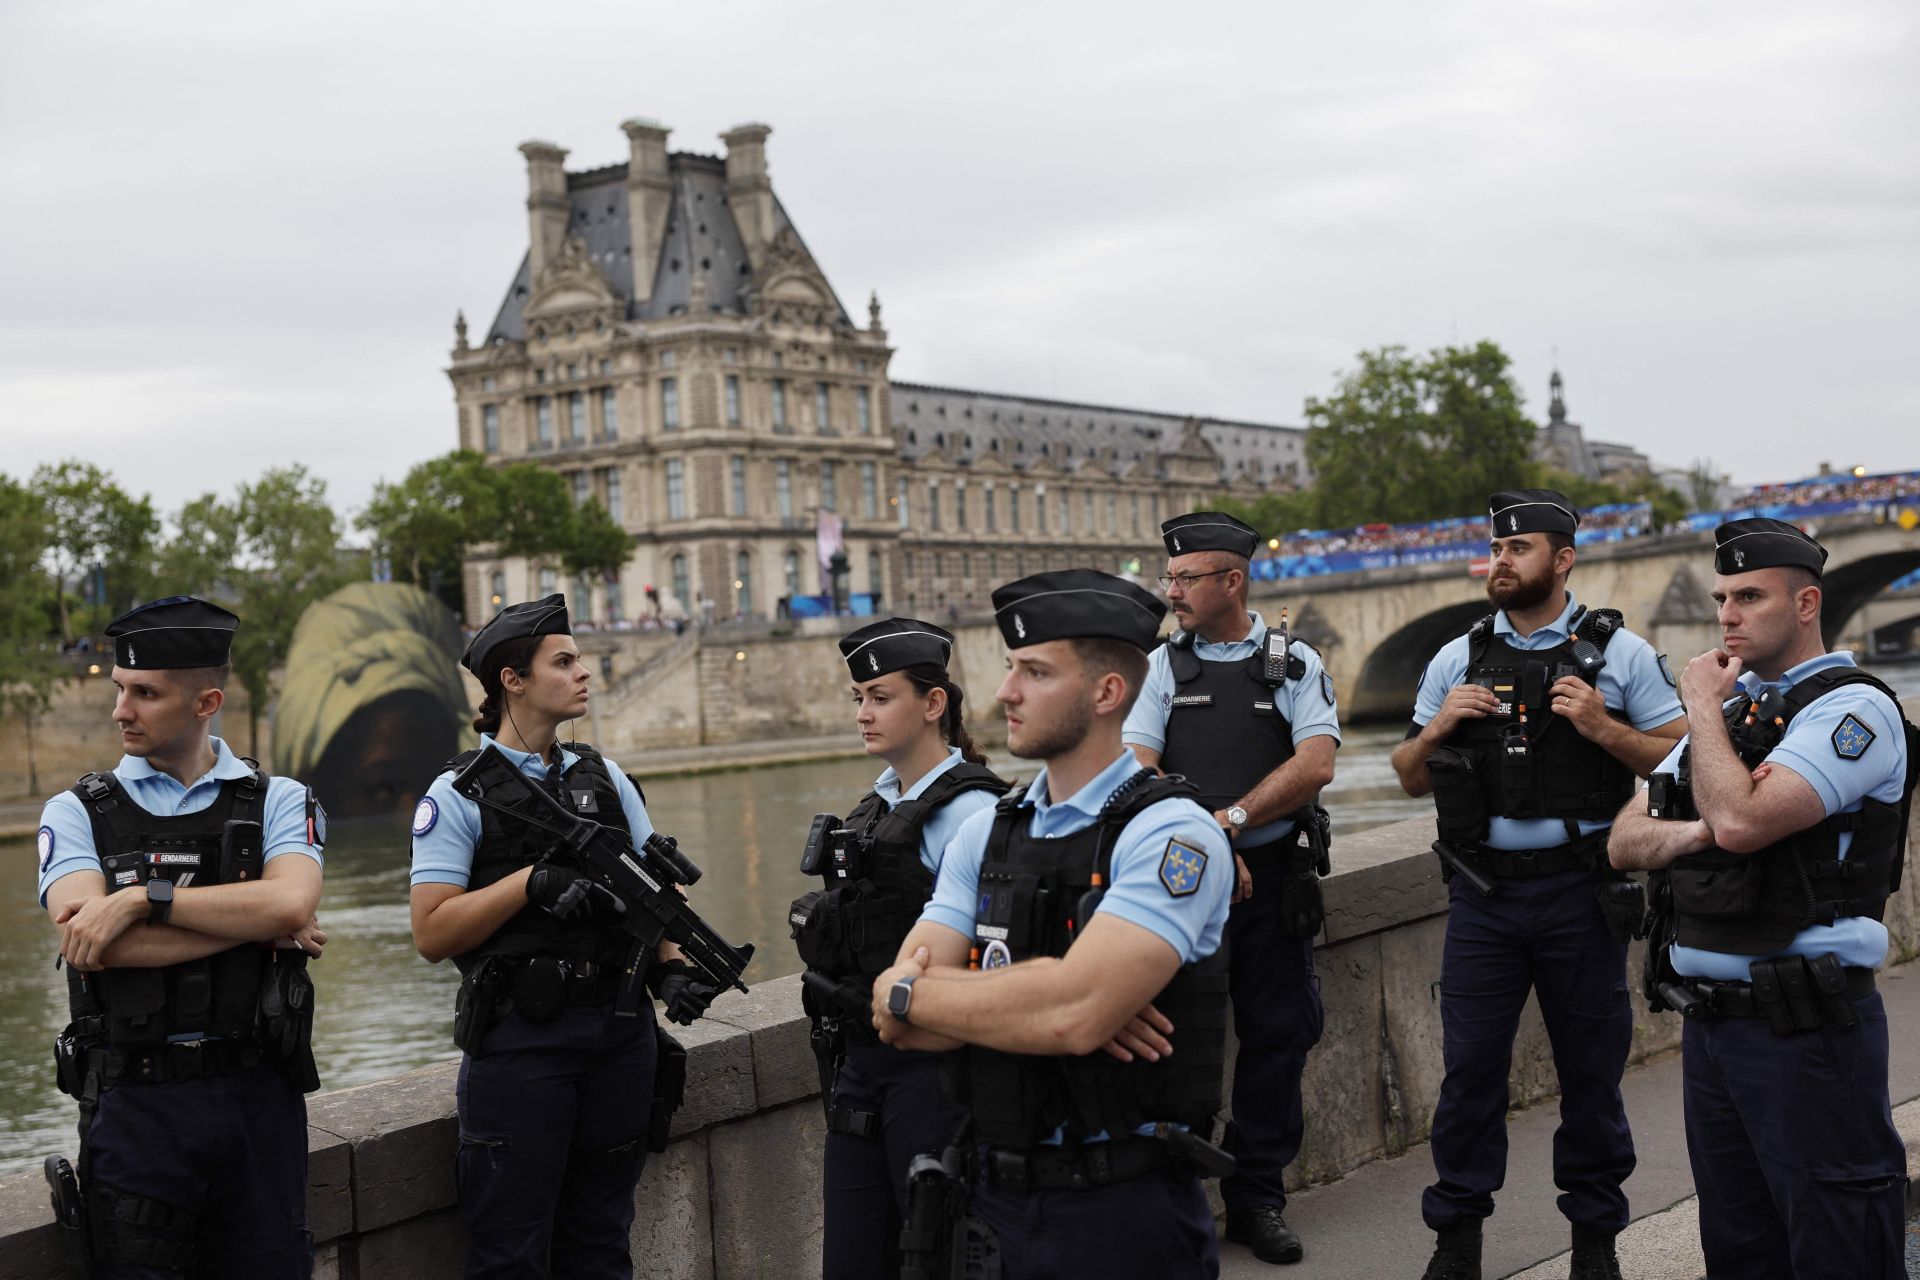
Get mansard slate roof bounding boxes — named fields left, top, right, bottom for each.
left=890, top=381, right=1306, bottom=485
left=486, top=153, right=852, bottom=342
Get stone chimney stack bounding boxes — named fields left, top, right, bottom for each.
left=720, top=123, right=775, bottom=267
left=621, top=119, right=672, bottom=307
left=519, top=140, right=571, bottom=281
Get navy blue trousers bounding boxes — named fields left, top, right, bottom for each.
left=1220, top=840, right=1324, bottom=1213
left=822, top=1042, right=968, bottom=1280
left=84, top=1061, right=311, bottom=1279
left=972, top=1169, right=1219, bottom=1280
left=456, top=1001, right=657, bottom=1280
left=1422, top=869, right=1636, bottom=1233
left=1683, top=989, right=1906, bottom=1279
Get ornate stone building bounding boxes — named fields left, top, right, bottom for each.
left=446, top=119, right=1308, bottom=624
left=1531, top=369, right=1653, bottom=489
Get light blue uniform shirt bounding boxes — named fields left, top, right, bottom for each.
left=1412, top=592, right=1683, bottom=850
left=1123, top=611, right=1342, bottom=848
left=922, top=748, right=1233, bottom=969
left=409, top=734, right=654, bottom=887
left=36, top=736, right=323, bottom=906
left=1664, top=652, right=1906, bottom=980
left=921, top=748, right=1232, bottom=1144
left=869, top=746, right=1004, bottom=875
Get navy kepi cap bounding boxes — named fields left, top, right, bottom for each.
left=463, top=593, right=571, bottom=678
left=992, top=569, right=1167, bottom=652
left=106, top=596, right=238, bottom=670
left=1714, top=518, right=1828, bottom=577
left=840, top=617, right=954, bottom=682
left=1489, top=489, right=1579, bottom=536
left=1161, top=510, right=1259, bottom=558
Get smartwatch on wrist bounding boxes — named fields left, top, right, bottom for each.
left=145, top=878, right=175, bottom=926
left=887, top=975, right=917, bottom=1024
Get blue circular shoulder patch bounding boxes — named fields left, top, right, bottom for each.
left=36, top=826, right=55, bottom=871
left=411, top=797, right=440, bottom=837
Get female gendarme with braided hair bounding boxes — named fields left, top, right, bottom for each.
left=790, top=618, right=1009, bottom=1279
left=408, top=595, right=720, bottom=1279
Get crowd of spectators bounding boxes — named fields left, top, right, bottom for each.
left=1273, top=502, right=1651, bottom=559
left=1728, top=470, right=1920, bottom=512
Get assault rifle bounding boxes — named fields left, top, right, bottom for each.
left=450, top=746, right=755, bottom=1015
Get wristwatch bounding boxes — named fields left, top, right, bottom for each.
left=1225, top=805, right=1250, bottom=833
left=887, top=975, right=917, bottom=1024
left=145, top=878, right=174, bottom=926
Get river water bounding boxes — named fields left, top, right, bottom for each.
left=6, top=660, right=1917, bottom=1175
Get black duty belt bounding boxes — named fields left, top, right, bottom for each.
left=984, top=1135, right=1174, bottom=1192
left=1677, top=966, right=1875, bottom=1019
left=497, top=957, right=622, bottom=1011
left=96, top=1038, right=263, bottom=1086
left=1471, top=833, right=1607, bottom=880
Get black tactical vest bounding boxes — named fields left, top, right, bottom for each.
left=791, top=762, right=1008, bottom=1044
left=66, top=767, right=272, bottom=1047
left=1443, top=607, right=1636, bottom=831
left=1159, top=628, right=1301, bottom=813
left=1666, top=669, right=1919, bottom=956
left=956, top=771, right=1231, bottom=1149
left=446, top=741, right=635, bottom=976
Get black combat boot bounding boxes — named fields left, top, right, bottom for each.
left=1568, top=1224, right=1622, bottom=1280
left=1224, top=1204, right=1305, bottom=1264
left=1420, top=1218, right=1482, bottom=1280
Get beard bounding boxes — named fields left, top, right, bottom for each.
left=1486, top=564, right=1556, bottom=613
left=1007, top=695, right=1095, bottom=761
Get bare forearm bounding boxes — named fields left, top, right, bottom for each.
left=1391, top=730, right=1438, bottom=797
left=1237, top=746, right=1335, bottom=827
left=98, top=924, right=253, bottom=968
left=168, top=874, right=317, bottom=943
left=905, top=959, right=1115, bottom=1056
left=1607, top=802, right=1711, bottom=871
left=1588, top=720, right=1687, bottom=779
left=1683, top=711, right=1755, bottom=834
left=413, top=870, right=533, bottom=963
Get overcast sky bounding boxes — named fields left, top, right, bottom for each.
left=2, top=1, right=1914, bottom=528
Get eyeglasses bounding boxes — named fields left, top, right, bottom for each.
left=1156, top=569, right=1234, bottom=590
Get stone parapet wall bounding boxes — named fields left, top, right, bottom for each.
left=4, top=814, right=1916, bottom=1277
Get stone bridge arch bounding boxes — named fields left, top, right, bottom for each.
left=1347, top=601, right=1489, bottom=721
left=1820, top=549, right=1920, bottom=647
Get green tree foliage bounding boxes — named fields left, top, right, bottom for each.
left=360, top=451, right=634, bottom=612
left=561, top=495, right=636, bottom=579
left=30, top=461, right=159, bottom=642
left=159, top=467, right=361, bottom=755
left=1528, top=465, right=1689, bottom=532
left=153, top=493, right=242, bottom=599
left=1293, top=342, right=1536, bottom=529
left=0, top=476, right=63, bottom=794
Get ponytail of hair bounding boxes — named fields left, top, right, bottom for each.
left=901, top=663, right=988, bottom=766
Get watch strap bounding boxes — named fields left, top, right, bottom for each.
left=146, top=879, right=174, bottom=926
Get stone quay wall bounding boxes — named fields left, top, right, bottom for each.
left=4, top=814, right=1918, bottom=1278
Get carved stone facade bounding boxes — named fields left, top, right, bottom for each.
left=447, top=120, right=1309, bottom=624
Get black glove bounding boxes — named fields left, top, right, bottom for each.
left=526, top=864, right=627, bottom=923
left=1597, top=876, right=1648, bottom=945
left=649, top=958, right=720, bottom=1026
